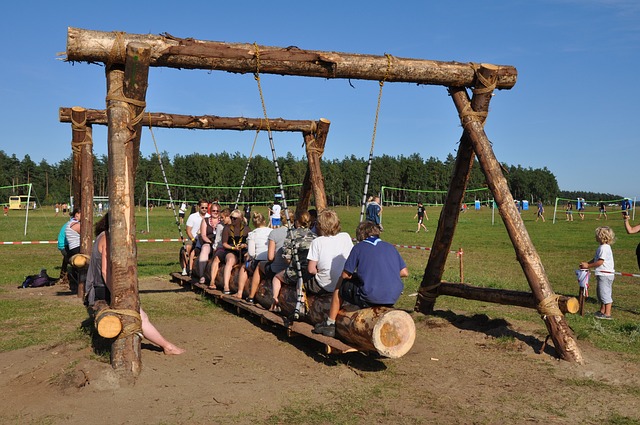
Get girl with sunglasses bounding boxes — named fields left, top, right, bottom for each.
left=221, top=209, right=249, bottom=294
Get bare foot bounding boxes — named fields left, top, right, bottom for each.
left=164, top=344, right=186, bottom=355
left=232, top=293, right=243, bottom=299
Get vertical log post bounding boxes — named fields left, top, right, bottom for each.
left=71, top=135, right=82, bottom=213
left=105, top=41, right=151, bottom=378
left=449, top=83, right=584, bottom=364
left=71, top=106, right=94, bottom=299
left=298, top=118, right=330, bottom=212
left=416, top=64, right=497, bottom=314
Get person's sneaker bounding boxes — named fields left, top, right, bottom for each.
left=181, top=268, right=188, bottom=276
left=594, top=312, right=613, bottom=320
left=312, top=321, right=336, bottom=337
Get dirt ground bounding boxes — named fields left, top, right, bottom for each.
left=1, top=277, right=639, bottom=425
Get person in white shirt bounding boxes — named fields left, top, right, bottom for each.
left=306, top=209, right=354, bottom=294
left=579, top=226, right=616, bottom=320
left=183, top=199, right=208, bottom=276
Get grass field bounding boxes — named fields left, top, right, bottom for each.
left=0, top=204, right=639, bottom=357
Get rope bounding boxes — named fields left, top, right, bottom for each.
left=469, top=62, right=497, bottom=95
left=146, top=112, right=189, bottom=262
left=105, top=79, right=146, bottom=145
left=95, top=308, right=142, bottom=338
left=418, top=282, right=441, bottom=303
left=70, top=114, right=92, bottom=155
left=234, top=125, right=262, bottom=210
left=537, top=294, right=563, bottom=318
left=107, top=31, right=127, bottom=66
left=456, top=63, right=497, bottom=131
left=254, top=42, right=305, bottom=320
left=359, top=53, right=393, bottom=223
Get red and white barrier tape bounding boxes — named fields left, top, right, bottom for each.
left=599, top=270, right=640, bottom=279
left=1, top=238, right=181, bottom=245
left=393, top=243, right=462, bottom=256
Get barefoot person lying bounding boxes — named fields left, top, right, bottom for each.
left=85, top=213, right=185, bottom=355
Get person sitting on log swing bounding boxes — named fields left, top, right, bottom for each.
left=306, top=209, right=354, bottom=296
left=234, top=211, right=271, bottom=299
left=196, top=202, right=221, bottom=285
left=85, top=213, right=185, bottom=355
left=245, top=209, right=290, bottom=303
left=183, top=199, right=208, bottom=276
left=313, top=220, right=408, bottom=337
left=207, top=208, right=231, bottom=289
left=270, top=210, right=316, bottom=311
left=220, top=209, right=249, bottom=294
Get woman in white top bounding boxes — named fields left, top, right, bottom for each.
left=235, top=212, right=271, bottom=299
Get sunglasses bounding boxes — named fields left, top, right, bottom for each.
left=231, top=216, right=239, bottom=220
left=210, top=209, right=220, bottom=212
left=200, top=206, right=208, bottom=210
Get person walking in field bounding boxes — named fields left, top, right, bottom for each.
left=565, top=201, right=574, bottom=221
left=579, top=226, right=615, bottom=320
left=365, top=196, right=382, bottom=229
left=577, top=198, right=585, bottom=220
left=414, top=202, right=428, bottom=232
left=597, top=201, right=607, bottom=220
left=536, top=200, right=545, bottom=222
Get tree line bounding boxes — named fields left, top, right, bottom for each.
left=1, top=149, right=618, bottom=208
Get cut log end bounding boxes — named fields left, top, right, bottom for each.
left=96, top=314, right=122, bottom=339
left=371, top=310, right=416, bottom=358
left=565, top=297, right=580, bottom=315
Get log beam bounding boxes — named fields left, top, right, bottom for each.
left=205, top=267, right=415, bottom=358
left=436, top=282, right=579, bottom=314
left=106, top=42, right=151, bottom=378
left=416, top=64, right=496, bottom=314
left=93, top=300, right=122, bottom=338
left=298, top=118, right=330, bottom=211
left=448, top=84, right=583, bottom=364
left=66, top=28, right=517, bottom=89
left=60, top=107, right=319, bottom=133
left=72, top=106, right=94, bottom=300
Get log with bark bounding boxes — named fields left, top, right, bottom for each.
left=66, top=28, right=517, bottom=89
left=204, top=264, right=416, bottom=359
left=92, top=300, right=122, bottom=339
left=60, top=107, right=319, bottom=133
left=436, top=282, right=579, bottom=314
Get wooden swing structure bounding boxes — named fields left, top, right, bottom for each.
left=64, top=28, right=583, bottom=377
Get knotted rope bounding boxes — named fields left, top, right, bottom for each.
left=537, top=294, right=563, bottom=318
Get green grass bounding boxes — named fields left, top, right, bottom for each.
left=1, top=204, right=639, bottom=357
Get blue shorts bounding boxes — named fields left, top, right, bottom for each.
left=271, top=218, right=281, bottom=227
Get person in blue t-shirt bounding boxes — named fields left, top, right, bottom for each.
left=313, top=220, right=408, bottom=337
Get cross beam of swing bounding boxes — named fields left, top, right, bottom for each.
left=59, top=106, right=331, bottom=213
left=59, top=107, right=320, bottom=133
left=65, top=28, right=583, bottom=367
left=66, top=28, right=517, bottom=89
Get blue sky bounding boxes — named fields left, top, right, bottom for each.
left=1, top=0, right=638, bottom=199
